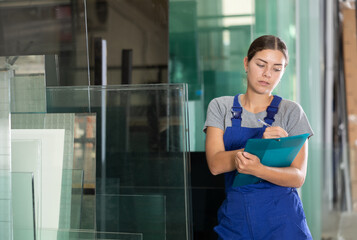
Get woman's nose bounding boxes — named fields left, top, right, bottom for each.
left=263, top=68, right=272, bottom=78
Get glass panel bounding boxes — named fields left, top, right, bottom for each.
left=84, top=0, right=169, bottom=86
left=70, top=169, right=84, bottom=230
left=0, top=69, right=11, bottom=169
left=0, top=199, right=11, bottom=222
left=0, top=171, right=11, bottom=200
left=11, top=113, right=75, bottom=230
left=40, top=229, right=143, bottom=240
left=298, top=1, right=323, bottom=239
left=11, top=129, right=65, bottom=233
left=46, top=84, right=191, bottom=240
left=253, top=0, right=296, bottom=99
left=10, top=73, right=46, bottom=113
left=72, top=113, right=97, bottom=230
left=0, top=0, right=90, bottom=86
left=11, top=140, right=84, bottom=236
left=73, top=114, right=96, bottom=188
left=60, top=169, right=84, bottom=230
left=0, top=222, right=11, bottom=240
left=12, top=172, right=36, bottom=240
left=96, top=178, right=120, bottom=195
left=11, top=140, right=41, bottom=231
left=0, top=68, right=12, bottom=240
left=96, top=194, right=165, bottom=240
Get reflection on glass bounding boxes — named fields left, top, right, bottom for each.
left=0, top=0, right=89, bottom=86
left=86, top=0, right=169, bottom=86
left=74, top=114, right=96, bottom=190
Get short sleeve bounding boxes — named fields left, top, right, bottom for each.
left=203, top=98, right=226, bottom=133
left=284, top=102, right=314, bottom=138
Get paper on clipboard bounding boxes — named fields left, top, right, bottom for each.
left=232, top=133, right=310, bottom=187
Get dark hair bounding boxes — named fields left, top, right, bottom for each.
left=247, top=35, right=289, bottom=66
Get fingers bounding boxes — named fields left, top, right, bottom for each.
left=235, top=152, right=260, bottom=174
left=263, top=126, right=288, bottom=139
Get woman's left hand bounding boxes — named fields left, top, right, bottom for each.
left=234, top=152, right=262, bottom=175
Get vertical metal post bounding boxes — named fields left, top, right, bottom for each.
left=94, top=38, right=108, bottom=86
left=121, top=49, right=132, bottom=152
left=94, top=37, right=108, bottom=231
left=324, top=0, right=335, bottom=211
left=121, top=49, right=132, bottom=85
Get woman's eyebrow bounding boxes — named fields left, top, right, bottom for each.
left=256, top=58, right=283, bottom=66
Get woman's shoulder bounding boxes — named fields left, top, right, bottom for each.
left=207, top=96, right=235, bottom=117
left=279, top=98, right=304, bottom=111
left=209, top=96, right=234, bottom=108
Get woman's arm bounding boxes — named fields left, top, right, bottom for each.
left=205, top=126, right=243, bottom=175
left=235, top=141, right=309, bottom=188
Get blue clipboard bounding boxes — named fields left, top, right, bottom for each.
left=232, top=133, right=310, bottom=187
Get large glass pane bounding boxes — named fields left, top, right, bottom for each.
left=46, top=84, right=191, bottom=240
left=297, top=1, right=323, bottom=239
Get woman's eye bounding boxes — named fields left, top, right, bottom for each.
left=274, top=68, right=282, bottom=72
left=257, top=64, right=264, bottom=68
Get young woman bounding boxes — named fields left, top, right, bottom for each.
left=204, top=35, right=314, bottom=239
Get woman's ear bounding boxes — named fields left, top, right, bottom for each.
left=243, top=57, right=248, bottom=72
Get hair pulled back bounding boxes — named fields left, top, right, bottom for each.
left=247, top=35, right=289, bottom=66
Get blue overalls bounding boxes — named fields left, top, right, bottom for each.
left=214, top=94, right=312, bottom=240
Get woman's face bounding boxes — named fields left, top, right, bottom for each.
left=244, top=49, right=286, bottom=95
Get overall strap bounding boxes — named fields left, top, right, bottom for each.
left=264, top=95, right=282, bottom=126
left=231, top=94, right=242, bottom=127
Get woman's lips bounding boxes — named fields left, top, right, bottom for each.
left=258, top=81, right=270, bottom=86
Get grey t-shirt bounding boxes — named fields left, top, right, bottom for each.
left=203, top=95, right=314, bottom=138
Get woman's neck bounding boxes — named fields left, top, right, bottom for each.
left=241, top=92, right=273, bottom=114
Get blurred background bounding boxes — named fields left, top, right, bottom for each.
left=0, top=0, right=356, bottom=239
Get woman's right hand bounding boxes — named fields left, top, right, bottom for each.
left=262, top=126, right=288, bottom=139
left=205, top=126, right=242, bottom=175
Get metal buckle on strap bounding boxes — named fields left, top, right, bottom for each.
left=265, top=106, right=278, bottom=121
left=231, top=107, right=242, bottom=119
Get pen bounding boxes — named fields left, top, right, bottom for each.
left=258, top=119, right=272, bottom=127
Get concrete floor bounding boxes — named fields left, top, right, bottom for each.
left=338, top=212, right=357, bottom=240
left=321, top=206, right=357, bottom=240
